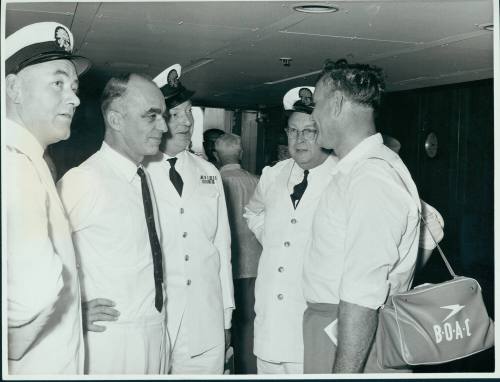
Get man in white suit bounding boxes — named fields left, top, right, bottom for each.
left=146, top=64, right=234, bottom=374
left=5, top=21, right=91, bottom=375
left=244, top=86, right=337, bottom=374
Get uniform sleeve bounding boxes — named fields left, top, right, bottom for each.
left=213, top=170, right=235, bottom=329
left=243, top=166, right=271, bottom=243
left=6, top=153, right=64, bottom=358
left=57, top=167, right=98, bottom=232
left=339, top=164, right=410, bottom=309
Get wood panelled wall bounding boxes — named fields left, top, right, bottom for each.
left=378, top=80, right=494, bottom=372
left=240, top=111, right=259, bottom=174
left=203, top=107, right=233, bottom=133
left=378, top=80, right=494, bottom=294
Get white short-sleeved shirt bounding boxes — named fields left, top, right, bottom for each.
left=303, top=133, right=421, bottom=309
left=57, top=142, right=164, bottom=322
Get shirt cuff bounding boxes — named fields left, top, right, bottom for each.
left=224, top=307, right=233, bottom=329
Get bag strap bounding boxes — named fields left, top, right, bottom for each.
left=367, top=156, right=457, bottom=278
left=420, top=216, right=456, bottom=278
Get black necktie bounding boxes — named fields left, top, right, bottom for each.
left=137, top=167, right=164, bottom=312
left=167, top=158, right=183, bottom=196
left=290, top=170, right=309, bottom=209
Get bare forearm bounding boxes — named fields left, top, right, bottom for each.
left=333, top=300, right=378, bottom=373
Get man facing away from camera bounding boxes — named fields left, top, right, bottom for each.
left=5, top=21, right=91, bottom=375
left=214, top=133, right=261, bottom=374
left=204, top=128, right=226, bottom=167
left=302, top=59, right=421, bottom=373
left=57, top=73, right=169, bottom=374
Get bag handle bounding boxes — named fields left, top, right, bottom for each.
left=367, top=156, right=457, bottom=278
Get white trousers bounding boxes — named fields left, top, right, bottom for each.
left=169, top=312, right=224, bottom=374
left=257, top=357, right=303, bottom=374
left=85, top=315, right=168, bottom=374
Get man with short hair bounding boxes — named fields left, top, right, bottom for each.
left=5, top=21, right=91, bottom=374
left=57, top=73, right=168, bottom=374
left=302, top=59, right=421, bottom=373
left=214, top=133, right=261, bottom=374
left=204, top=128, right=225, bottom=167
left=146, top=64, right=234, bottom=374
left=244, top=87, right=337, bottom=374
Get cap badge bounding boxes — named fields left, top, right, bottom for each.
left=298, top=87, right=313, bottom=106
left=168, top=69, right=179, bottom=88
left=55, top=26, right=71, bottom=52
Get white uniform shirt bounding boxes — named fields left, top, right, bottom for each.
left=57, top=142, right=164, bottom=322
left=6, top=119, right=84, bottom=374
left=244, top=155, right=337, bottom=363
left=146, top=150, right=234, bottom=356
left=303, top=133, right=421, bottom=309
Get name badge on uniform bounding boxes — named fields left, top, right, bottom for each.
left=200, top=175, right=217, bottom=184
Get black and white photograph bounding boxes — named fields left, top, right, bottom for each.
left=1, top=0, right=498, bottom=378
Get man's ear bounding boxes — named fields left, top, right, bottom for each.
left=213, top=151, right=220, bottom=163
left=106, top=110, right=123, bottom=131
left=330, top=90, right=344, bottom=118
left=6, top=74, right=22, bottom=104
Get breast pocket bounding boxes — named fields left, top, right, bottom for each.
left=195, top=188, right=220, bottom=240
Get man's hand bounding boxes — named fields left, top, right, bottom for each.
left=225, top=329, right=231, bottom=350
left=82, top=298, right=120, bottom=332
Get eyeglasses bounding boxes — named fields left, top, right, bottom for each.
left=284, top=127, right=318, bottom=141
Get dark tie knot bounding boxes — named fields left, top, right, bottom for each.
left=303, top=169, right=309, bottom=178
left=167, top=157, right=178, bottom=168
left=137, top=166, right=146, bottom=178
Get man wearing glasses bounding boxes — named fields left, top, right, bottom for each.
left=244, top=87, right=337, bottom=374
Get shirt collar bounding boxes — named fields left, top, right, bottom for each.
left=334, top=133, right=383, bottom=174
left=101, top=141, right=139, bottom=183
left=163, top=149, right=186, bottom=164
left=219, top=163, right=241, bottom=173
left=5, top=118, right=45, bottom=160
left=293, top=153, right=338, bottom=176
left=315, top=154, right=338, bottom=173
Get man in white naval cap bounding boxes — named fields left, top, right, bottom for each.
left=244, top=86, right=338, bottom=374
left=5, top=22, right=91, bottom=374
left=145, top=64, right=234, bottom=374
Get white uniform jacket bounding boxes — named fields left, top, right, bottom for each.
left=5, top=119, right=84, bottom=374
left=244, top=156, right=337, bottom=363
left=146, top=150, right=234, bottom=357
